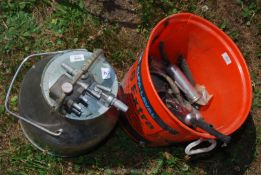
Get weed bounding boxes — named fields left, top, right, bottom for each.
left=151, top=159, right=164, bottom=174
left=2, top=144, right=63, bottom=175
left=257, top=23, right=261, bottom=34
left=255, top=124, right=261, bottom=157
left=47, top=2, right=87, bottom=35
left=219, top=20, right=229, bottom=31
left=257, top=125, right=261, bottom=145
left=145, top=152, right=200, bottom=175
left=237, top=0, right=260, bottom=25
left=0, top=11, right=40, bottom=53
left=229, top=30, right=239, bottom=41
left=137, top=0, right=198, bottom=33
left=10, top=95, right=18, bottom=106
left=138, top=0, right=177, bottom=31
left=0, top=105, right=4, bottom=114
left=256, top=51, right=261, bottom=59
left=0, top=0, right=38, bottom=13
left=111, top=50, right=125, bottom=62
left=253, top=88, right=261, bottom=107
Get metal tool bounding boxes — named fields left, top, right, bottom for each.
left=155, top=41, right=231, bottom=143
left=158, top=42, right=201, bottom=103
left=166, top=99, right=231, bottom=143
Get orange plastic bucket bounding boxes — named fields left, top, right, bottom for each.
left=119, top=13, right=252, bottom=146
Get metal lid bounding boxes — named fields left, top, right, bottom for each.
left=41, top=50, right=119, bottom=120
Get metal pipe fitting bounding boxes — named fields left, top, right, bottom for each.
left=167, top=65, right=201, bottom=103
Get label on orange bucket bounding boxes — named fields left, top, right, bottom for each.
left=121, top=61, right=156, bottom=132
left=136, top=55, right=178, bottom=135
left=221, top=52, right=232, bottom=65
left=120, top=54, right=178, bottom=144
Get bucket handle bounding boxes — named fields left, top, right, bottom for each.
left=4, top=49, right=87, bottom=137
left=185, top=138, right=217, bottom=155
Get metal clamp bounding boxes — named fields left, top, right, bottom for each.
left=185, top=138, right=217, bottom=155
left=4, top=49, right=87, bottom=137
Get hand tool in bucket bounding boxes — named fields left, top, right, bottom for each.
left=119, top=13, right=252, bottom=155
left=156, top=41, right=231, bottom=144
left=5, top=49, right=128, bottom=157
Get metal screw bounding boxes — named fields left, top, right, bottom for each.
left=61, top=82, right=73, bottom=94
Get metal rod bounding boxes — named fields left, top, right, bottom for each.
left=96, top=84, right=112, bottom=92
left=61, top=63, right=77, bottom=76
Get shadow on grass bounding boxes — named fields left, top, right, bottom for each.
left=65, top=123, right=168, bottom=170
left=65, top=114, right=256, bottom=174
left=189, top=114, right=257, bottom=175
left=78, top=0, right=141, bottom=29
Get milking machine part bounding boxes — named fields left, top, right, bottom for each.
left=4, top=49, right=84, bottom=136
left=157, top=41, right=231, bottom=144
left=49, top=49, right=128, bottom=115
left=5, top=49, right=127, bottom=136
left=5, top=48, right=128, bottom=156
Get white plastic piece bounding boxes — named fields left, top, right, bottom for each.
left=70, top=54, right=85, bottom=62
left=185, top=138, right=217, bottom=155
left=101, top=67, right=111, bottom=79
left=221, top=52, right=232, bottom=65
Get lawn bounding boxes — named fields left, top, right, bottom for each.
left=0, top=0, right=260, bottom=175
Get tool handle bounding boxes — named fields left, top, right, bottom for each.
left=190, top=118, right=231, bottom=143
left=158, top=41, right=170, bottom=64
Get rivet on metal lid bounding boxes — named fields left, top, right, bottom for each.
left=61, top=82, right=73, bottom=94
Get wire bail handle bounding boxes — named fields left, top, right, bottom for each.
left=5, top=49, right=87, bottom=137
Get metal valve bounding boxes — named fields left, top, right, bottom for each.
left=49, top=58, right=128, bottom=117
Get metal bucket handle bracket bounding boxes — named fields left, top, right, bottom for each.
left=4, top=49, right=87, bottom=137
left=185, top=138, right=217, bottom=155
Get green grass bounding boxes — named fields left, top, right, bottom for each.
left=253, top=88, right=261, bottom=107
left=6, top=144, right=63, bottom=175
left=236, top=0, right=260, bottom=25
left=0, top=128, right=202, bottom=175
left=0, top=0, right=260, bottom=175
